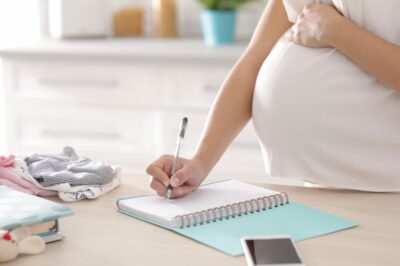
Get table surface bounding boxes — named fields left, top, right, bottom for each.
left=4, top=174, right=400, bottom=266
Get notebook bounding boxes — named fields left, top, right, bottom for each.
left=0, top=185, right=73, bottom=242
left=117, top=180, right=357, bottom=256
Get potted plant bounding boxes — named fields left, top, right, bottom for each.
left=199, top=0, right=256, bottom=46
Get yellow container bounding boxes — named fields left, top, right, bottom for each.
left=152, top=0, right=178, bottom=38
left=113, top=7, right=144, bottom=37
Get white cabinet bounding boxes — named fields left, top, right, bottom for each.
left=1, top=39, right=266, bottom=182
left=9, top=103, right=158, bottom=168
left=7, top=58, right=163, bottom=106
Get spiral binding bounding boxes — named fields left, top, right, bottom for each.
left=175, top=192, right=289, bottom=228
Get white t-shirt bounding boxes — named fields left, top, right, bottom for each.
left=252, top=0, right=400, bottom=192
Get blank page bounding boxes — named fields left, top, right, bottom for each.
left=118, top=180, right=279, bottom=227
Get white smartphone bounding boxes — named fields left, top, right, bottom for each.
left=241, top=235, right=305, bottom=266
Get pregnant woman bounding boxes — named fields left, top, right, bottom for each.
left=147, top=0, right=400, bottom=197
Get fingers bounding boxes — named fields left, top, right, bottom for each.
left=170, top=166, right=192, bottom=188
left=286, top=25, right=302, bottom=44
left=147, top=154, right=195, bottom=199
left=170, top=185, right=195, bottom=199
left=146, top=155, right=171, bottom=187
left=161, top=156, right=173, bottom=176
left=149, top=176, right=194, bottom=198
left=169, top=168, right=197, bottom=198
left=149, top=177, right=167, bottom=197
left=303, top=3, right=315, bottom=13
left=285, top=28, right=294, bottom=41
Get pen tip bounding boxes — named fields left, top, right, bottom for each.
left=167, top=189, right=171, bottom=199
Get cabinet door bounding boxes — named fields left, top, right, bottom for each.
left=5, top=59, right=163, bottom=106
left=161, top=63, right=229, bottom=110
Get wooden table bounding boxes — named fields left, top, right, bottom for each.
left=4, top=174, right=400, bottom=266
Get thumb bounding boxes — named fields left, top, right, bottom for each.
left=170, top=167, right=191, bottom=187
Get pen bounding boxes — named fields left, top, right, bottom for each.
left=167, top=117, right=188, bottom=199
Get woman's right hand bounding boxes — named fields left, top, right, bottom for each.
left=146, top=155, right=209, bottom=199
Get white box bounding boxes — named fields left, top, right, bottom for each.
left=49, top=0, right=108, bottom=38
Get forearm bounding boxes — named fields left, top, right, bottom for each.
left=327, top=17, right=400, bottom=91
left=192, top=58, right=259, bottom=173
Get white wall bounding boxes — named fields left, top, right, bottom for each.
left=0, top=0, right=44, bottom=154
left=0, top=1, right=42, bottom=44
left=0, top=0, right=267, bottom=42
left=22, top=0, right=266, bottom=40
left=0, top=0, right=267, bottom=43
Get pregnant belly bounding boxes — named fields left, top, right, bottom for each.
left=252, top=38, right=400, bottom=188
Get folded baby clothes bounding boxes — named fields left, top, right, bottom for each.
left=15, top=157, right=121, bottom=202
left=25, top=146, right=114, bottom=187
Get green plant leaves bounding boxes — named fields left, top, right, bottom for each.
left=198, top=0, right=257, bottom=10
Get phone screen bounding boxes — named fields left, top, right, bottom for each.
left=246, top=238, right=302, bottom=265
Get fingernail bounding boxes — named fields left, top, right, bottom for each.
left=171, top=176, right=180, bottom=186
left=163, top=180, right=169, bottom=187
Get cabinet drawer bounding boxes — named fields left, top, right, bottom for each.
left=162, top=64, right=229, bottom=109
left=10, top=104, right=158, bottom=157
left=7, top=59, right=162, bottom=106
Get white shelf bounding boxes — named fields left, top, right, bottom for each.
left=0, top=38, right=247, bottom=61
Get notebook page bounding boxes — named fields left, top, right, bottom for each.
left=118, top=180, right=279, bottom=226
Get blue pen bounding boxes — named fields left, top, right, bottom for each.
left=167, top=117, right=188, bottom=199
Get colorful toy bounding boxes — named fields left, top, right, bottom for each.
left=0, top=227, right=45, bottom=262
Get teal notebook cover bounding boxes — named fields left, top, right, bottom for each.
left=172, top=202, right=356, bottom=256
left=0, top=185, right=74, bottom=230
left=117, top=182, right=357, bottom=256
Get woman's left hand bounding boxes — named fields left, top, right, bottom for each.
left=286, top=3, right=344, bottom=48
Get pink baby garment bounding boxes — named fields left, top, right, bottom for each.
left=0, top=155, right=57, bottom=196
left=0, top=155, right=15, bottom=167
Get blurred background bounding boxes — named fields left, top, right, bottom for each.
left=0, top=0, right=301, bottom=185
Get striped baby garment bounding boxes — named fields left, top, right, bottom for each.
left=25, top=146, right=114, bottom=187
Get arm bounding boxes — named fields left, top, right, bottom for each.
left=328, top=15, right=400, bottom=91
left=286, top=3, right=400, bottom=91
left=146, top=0, right=292, bottom=198
left=193, top=0, right=292, bottom=175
